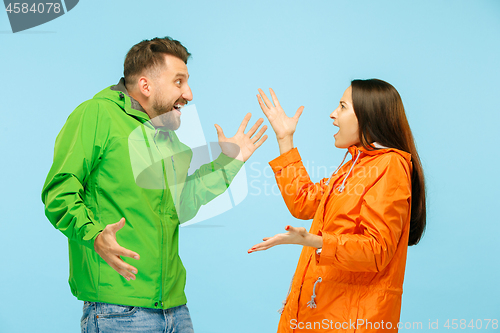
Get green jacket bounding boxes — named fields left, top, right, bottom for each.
left=42, top=79, right=243, bottom=309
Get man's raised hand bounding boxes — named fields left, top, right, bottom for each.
left=214, top=113, right=268, bottom=162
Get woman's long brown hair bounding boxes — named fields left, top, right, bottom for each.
left=351, top=79, right=426, bottom=246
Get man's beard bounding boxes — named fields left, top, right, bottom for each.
left=151, top=95, right=181, bottom=131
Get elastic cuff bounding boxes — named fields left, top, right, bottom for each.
left=83, top=223, right=105, bottom=250
left=268, top=148, right=302, bottom=173
left=213, top=152, right=244, bottom=171
left=315, top=230, right=338, bottom=266
left=213, top=153, right=244, bottom=187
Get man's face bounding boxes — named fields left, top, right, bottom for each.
left=149, top=54, right=192, bottom=130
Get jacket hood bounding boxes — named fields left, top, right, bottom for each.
left=348, top=142, right=412, bottom=165
left=93, top=78, right=151, bottom=123
left=332, top=142, right=412, bottom=193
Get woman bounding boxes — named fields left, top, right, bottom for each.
left=248, top=79, right=426, bottom=332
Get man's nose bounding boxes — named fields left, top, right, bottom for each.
left=183, top=85, right=193, bottom=101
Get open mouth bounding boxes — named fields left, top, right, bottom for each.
left=173, top=103, right=184, bottom=114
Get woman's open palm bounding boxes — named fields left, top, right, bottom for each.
left=257, top=88, right=304, bottom=140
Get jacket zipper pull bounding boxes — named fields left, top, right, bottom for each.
left=307, top=277, right=322, bottom=309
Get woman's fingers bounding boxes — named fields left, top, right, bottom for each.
left=249, top=226, right=311, bottom=254
left=257, top=94, right=269, bottom=114
left=257, top=88, right=275, bottom=109
left=269, top=88, right=281, bottom=108
left=285, top=225, right=306, bottom=234
left=248, top=235, right=280, bottom=253
left=248, top=243, right=272, bottom=253
left=293, top=106, right=304, bottom=121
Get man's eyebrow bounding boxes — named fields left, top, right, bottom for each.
left=174, top=73, right=189, bottom=79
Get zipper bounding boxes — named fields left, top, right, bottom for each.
left=171, top=155, right=177, bottom=209
left=152, top=128, right=166, bottom=308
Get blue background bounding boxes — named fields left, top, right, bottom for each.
left=1, top=0, right=499, bottom=332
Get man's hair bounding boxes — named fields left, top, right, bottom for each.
left=124, top=36, right=191, bottom=86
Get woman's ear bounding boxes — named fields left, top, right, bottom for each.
left=360, top=129, right=374, bottom=148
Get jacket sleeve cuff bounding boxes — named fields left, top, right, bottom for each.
left=315, top=230, right=338, bottom=266
left=213, top=152, right=244, bottom=184
left=81, top=217, right=105, bottom=249
left=268, top=148, right=302, bottom=173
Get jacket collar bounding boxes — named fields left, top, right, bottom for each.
left=348, top=142, right=412, bottom=164
left=331, top=142, right=412, bottom=193
left=109, top=78, right=151, bottom=122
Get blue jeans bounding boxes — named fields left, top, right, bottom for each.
left=81, top=301, right=195, bottom=333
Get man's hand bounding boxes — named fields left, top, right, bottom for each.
left=247, top=225, right=322, bottom=253
left=94, top=218, right=140, bottom=281
left=214, top=113, right=268, bottom=162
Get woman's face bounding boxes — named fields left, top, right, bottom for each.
left=330, top=86, right=361, bottom=148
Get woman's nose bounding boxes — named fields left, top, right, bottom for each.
left=330, top=107, right=338, bottom=119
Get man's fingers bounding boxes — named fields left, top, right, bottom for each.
left=247, top=118, right=265, bottom=137
left=116, top=245, right=140, bottom=260
left=103, top=254, right=138, bottom=281
left=253, top=135, right=268, bottom=150
left=237, top=113, right=252, bottom=134
left=251, top=125, right=267, bottom=143
left=116, top=261, right=138, bottom=281
left=214, top=124, right=226, bottom=140
left=108, top=217, right=126, bottom=233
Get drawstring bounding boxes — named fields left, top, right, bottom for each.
left=329, top=143, right=388, bottom=190
left=325, top=152, right=349, bottom=186
left=333, top=152, right=349, bottom=175
left=337, top=150, right=362, bottom=193
left=307, top=277, right=322, bottom=309
left=278, top=274, right=295, bottom=314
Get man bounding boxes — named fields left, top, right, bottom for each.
left=41, top=37, right=267, bottom=332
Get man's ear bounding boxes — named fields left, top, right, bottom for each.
left=137, top=77, right=152, bottom=98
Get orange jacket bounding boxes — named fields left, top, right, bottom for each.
left=269, top=144, right=413, bottom=333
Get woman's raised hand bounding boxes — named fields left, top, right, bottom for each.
left=257, top=88, right=304, bottom=140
